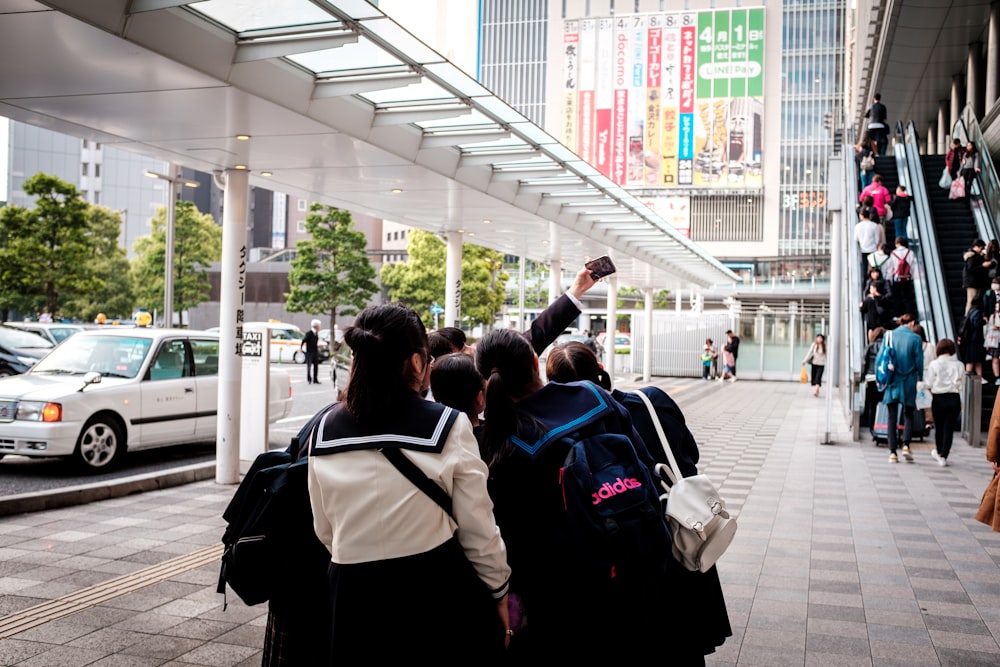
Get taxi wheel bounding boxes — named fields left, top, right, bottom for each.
left=293, top=350, right=306, bottom=364
left=74, top=415, right=124, bottom=471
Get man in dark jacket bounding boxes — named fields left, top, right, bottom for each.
left=864, top=93, right=889, bottom=156
left=888, top=185, right=911, bottom=242
left=724, top=330, right=740, bottom=380
left=964, top=239, right=990, bottom=315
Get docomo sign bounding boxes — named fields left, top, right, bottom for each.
left=614, top=32, right=629, bottom=87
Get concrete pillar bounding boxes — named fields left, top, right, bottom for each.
left=951, top=75, right=964, bottom=131
left=642, top=289, right=653, bottom=383
left=605, top=276, right=617, bottom=379
left=968, top=42, right=984, bottom=119
left=926, top=124, right=935, bottom=155
left=988, top=3, right=1000, bottom=109
left=444, top=232, right=462, bottom=329
left=548, top=259, right=562, bottom=305
left=216, top=168, right=250, bottom=485
left=938, top=101, right=949, bottom=153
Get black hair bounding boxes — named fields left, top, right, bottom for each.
left=545, top=342, right=611, bottom=390
left=436, top=327, right=467, bottom=349
left=343, top=303, right=427, bottom=426
left=936, top=338, right=957, bottom=356
left=477, top=328, right=539, bottom=466
left=895, top=237, right=909, bottom=248
left=874, top=93, right=881, bottom=101
left=428, top=331, right=456, bottom=359
left=430, top=352, right=484, bottom=422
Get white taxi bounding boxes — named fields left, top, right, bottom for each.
left=0, top=328, right=293, bottom=471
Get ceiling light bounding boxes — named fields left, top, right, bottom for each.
left=234, top=164, right=248, bottom=170
left=391, top=188, right=403, bottom=194
left=483, top=219, right=492, bottom=224
left=260, top=171, right=273, bottom=177
left=236, top=134, right=251, bottom=141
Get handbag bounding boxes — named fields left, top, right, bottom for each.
left=860, top=154, right=875, bottom=171
left=632, top=390, right=737, bottom=573
left=800, top=366, right=809, bottom=383
left=949, top=176, right=966, bottom=199
left=939, top=167, right=953, bottom=189
left=915, top=388, right=932, bottom=410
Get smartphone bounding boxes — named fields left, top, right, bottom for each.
left=585, top=255, right=617, bottom=280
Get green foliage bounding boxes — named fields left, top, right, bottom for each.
left=285, top=205, right=378, bottom=328
left=617, top=286, right=671, bottom=309
left=63, top=206, right=134, bottom=320
left=131, top=200, right=222, bottom=326
left=0, top=173, right=131, bottom=320
left=380, top=229, right=508, bottom=328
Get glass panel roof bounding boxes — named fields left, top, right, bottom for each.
left=192, top=0, right=334, bottom=31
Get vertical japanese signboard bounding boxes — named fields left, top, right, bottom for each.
left=566, top=8, right=765, bottom=190
left=563, top=21, right=578, bottom=151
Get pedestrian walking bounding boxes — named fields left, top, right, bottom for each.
left=721, top=329, right=740, bottom=382
left=702, top=338, right=718, bottom=380
left=975, top=389, right=1000, bottom=531
left=883, top=313, right=924, bottom=464
left=801, top=334, right=827, bottom=397
left=301, top=319, right=321, bottom=384
left=921, top=338, right=964, bottom=467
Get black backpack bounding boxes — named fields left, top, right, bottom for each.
left=217, top=404, right=334, bottom=608
left=559, top=430, right=672, bottom=588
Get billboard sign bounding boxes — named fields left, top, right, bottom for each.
left=566, top=9, right=765, bottom=189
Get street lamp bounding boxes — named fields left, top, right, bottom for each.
left=144, top=168, right=199, bottom=327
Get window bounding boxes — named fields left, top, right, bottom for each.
left=387, top=232, right=392, bottom=241
left=93, top=191, right=100, bottom=204
left=81, top=163, right=89, bottom=176
left=149, top=341, right=189, bottom=380
left=82, top=139, right=89, bottom=148
left=191, top=339, right=220, bottom=376
left=297, top=220, right=306, bottom=233
left=94, top=164, right=101, bottom=177
left=297, top=199, right=307, bottom=211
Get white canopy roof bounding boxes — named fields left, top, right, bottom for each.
left=0, top=0, right=737, bottom=289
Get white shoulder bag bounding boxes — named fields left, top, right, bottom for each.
left=632, top=390, right=737, bottom=573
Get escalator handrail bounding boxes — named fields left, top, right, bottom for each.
left=901, top=120, right=952, bottom=344
left=844, top=138, right=865, bottom=392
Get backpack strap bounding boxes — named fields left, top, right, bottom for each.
left=631, top=390, right=683, bottom=485
left=381, top=448, right=454, bottom=519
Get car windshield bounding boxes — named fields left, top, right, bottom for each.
left=0, top=327, right=54, bottom=350
left=31, top=335, right=152, bottom=378
left=49, top=327, right=83, bottom=343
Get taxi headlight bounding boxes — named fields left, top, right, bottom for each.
left=16, top=401, right=62, bottom=422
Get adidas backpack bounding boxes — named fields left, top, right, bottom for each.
left=559, top=430, right=672, bottom=587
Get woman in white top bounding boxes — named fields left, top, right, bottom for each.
left=802, top=334, right=828, bottom=397
left=921, top=338, right=965, bottom=466
left=307, top=303, right=512, bottom=660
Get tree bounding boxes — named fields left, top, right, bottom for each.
left=63, top=206, right=134, bottom=321
left=285, top=205, right=379, bottom=329
left=381, top=229, right=509, bottom=328
left=131, top=200, right=222, bottom=326
left=618, top=286, right=671, bottom=309
left=0, top=174, right=101, bottom=319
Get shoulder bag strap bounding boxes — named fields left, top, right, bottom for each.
left=381, top=448, right=455, bottom=519
left=631, top=390, right=683, bottom=484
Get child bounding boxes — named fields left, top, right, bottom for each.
left=701, top=338, right=717, bottom=380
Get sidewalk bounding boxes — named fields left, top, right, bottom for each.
left=0, top=379, right=997, bottom=666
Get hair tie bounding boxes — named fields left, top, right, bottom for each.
left=490, top=367, right=501, bottom=376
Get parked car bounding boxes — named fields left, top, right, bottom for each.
left=614, top=333, right=632, bottom=354
left=3, top=321, right=87, bottom=346
left=0, top=328, right=292, bottom=470
left=243, top=321, right=310, bottom=363
left=0, top=327, right=54, bottom=376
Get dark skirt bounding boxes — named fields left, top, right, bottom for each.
left=328, top=536, right=505, bottom=662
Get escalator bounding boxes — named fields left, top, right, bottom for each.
left=920, top=154, right=977, bottom=331
left=872, top=155, right=900, bottom=201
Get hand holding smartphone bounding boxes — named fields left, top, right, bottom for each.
left=585, top=255, right=616, bottom=280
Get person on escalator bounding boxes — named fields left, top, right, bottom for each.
left=860, top=174, right=891, bottom=225
left=961, top=142, right=981, bottom=194
left=888, top=237, right=916, bottom=318
left=864, top=93, right=889, bottom=156
left=946, top=138, right=965, bottom=181
left=963, top=239, right=990, bottom=315
left=888, top=185, right=911, bottom=242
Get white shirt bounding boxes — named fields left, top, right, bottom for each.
left=922, top=354, right=964, bottom=395
left=308, top=409, right=510, bottom=596
left=888, top=246, right=915, bottom=280
left=855, top=219, right=882, bottom=253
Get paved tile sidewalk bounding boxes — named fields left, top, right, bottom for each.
left=0, top=379, right=996, bottom=666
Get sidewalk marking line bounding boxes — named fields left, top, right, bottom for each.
left=0, top=544, right=222, bottom=638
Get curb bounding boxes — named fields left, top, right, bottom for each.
left=0, top=462, right=218, bottom=516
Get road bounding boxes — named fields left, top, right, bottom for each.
left=0, top=361, right=343, bottom=496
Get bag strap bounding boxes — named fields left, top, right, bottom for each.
left=381, top=448, right=455, bottom=519
left=631, top=390, right=683, bottom=485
